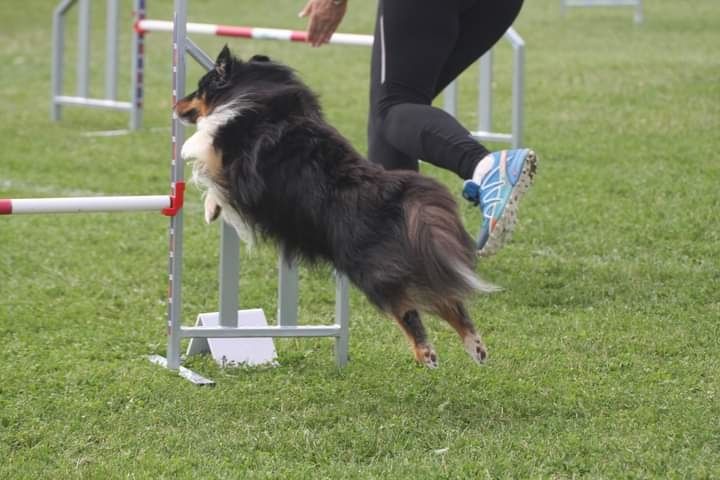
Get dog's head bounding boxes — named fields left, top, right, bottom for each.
left=175, top=45, right=292, bottom=124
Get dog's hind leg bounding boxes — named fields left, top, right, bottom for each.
left=392, top=309, right=438, bottom=369
left=435, top=302, right=487, bottom=365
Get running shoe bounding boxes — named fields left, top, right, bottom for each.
left=462, top=148, right=537, bottom=256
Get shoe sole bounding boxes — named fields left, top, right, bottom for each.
left=478, top=150, right=538, bottom=257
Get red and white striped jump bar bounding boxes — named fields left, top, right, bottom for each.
left=0, top=183, right=185, bottom=216
left=137, top=19, right=373, bottom=47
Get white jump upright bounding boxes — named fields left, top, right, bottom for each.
left=147, top=0, right=351, bottom=385
left=466, top=29, right=525, bottom=149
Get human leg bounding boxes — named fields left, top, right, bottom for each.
left=367, top=0, right=537, bottom=255
left=368, top=0, right=488, bottom=175
left=433, top=0, right=525, bottom=94
left=432, top=0, right=537, bottom=256
left=367, top=0, right=524, bottom=179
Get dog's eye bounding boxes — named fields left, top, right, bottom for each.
left=199, top=75, right=215, bottom=90
left=210, top=77, right=229, bottom=89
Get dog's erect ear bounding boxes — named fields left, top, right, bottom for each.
left=250, top=54, right=270, bottom=63
left=215, top=44, right=233, bottom=79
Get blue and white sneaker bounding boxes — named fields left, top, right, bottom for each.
left=462, top=149, right=537, bottom=257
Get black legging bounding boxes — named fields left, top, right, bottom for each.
left=367, top=0, right=524, bottom=179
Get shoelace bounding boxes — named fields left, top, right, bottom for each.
left=462, top=180, right=481, bottom=205
left=463, top=164, right=504, bottom=224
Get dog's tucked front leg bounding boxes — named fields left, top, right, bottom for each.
left=204, top=193, right=222, bottom=224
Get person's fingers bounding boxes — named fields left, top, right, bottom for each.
left=315, top=21, right=336, bottom=45
left=307, top=17, right=322, bottom=46
left=322, top=24, right=334, bottom=44
left=313, top=26, right=326, bottom=46
left=302, top=0, right=347, bottom=47
left=298, top=0, right=313, bottom=18
left=313, top=23, right=331, bottom=46
left=321, top=29, right=333, bottom=45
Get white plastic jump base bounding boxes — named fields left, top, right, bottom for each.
left=561, top=0, right=644, bottom=23
left=187, top=309, right=278, bottom=368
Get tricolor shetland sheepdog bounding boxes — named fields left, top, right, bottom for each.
left=177, top=46, right=500, bottom=368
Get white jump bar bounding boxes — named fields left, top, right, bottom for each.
left=564, top=0, right=638, bottom=5
left=137, top=19, right=374, bottom=47
left=179, top=325, right=343, bottom=338
left=0, top=195, right=171, bottom=215
left=470, top=131, right=514, bottom=143
left=54, top=95, right=133, bottom=111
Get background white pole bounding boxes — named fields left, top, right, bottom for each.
left=105, top=0, right=120, bottom=100
left=76, top=0, right=91, bottom=98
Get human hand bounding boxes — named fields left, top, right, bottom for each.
left=298, top=0, right=347, bottom=47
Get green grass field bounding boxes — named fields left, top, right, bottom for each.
left=1, top=0, right=719, bottom=477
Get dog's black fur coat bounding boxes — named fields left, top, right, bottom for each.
left=177, top=47, right=494, bottom=365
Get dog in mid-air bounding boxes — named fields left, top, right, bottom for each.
left=177, top=46, right=500, bottom=368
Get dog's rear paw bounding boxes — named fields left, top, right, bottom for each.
left=204, top=195, right=222, bottom=223
left=464, top=335, right=487, bottom=365
left=414, top=344, right=439, bottom=369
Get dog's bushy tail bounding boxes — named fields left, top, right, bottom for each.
left=405, top=184, right=501, bottom=304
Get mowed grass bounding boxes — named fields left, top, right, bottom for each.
left=1, top=0, right=719, bottom=477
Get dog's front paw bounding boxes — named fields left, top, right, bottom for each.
left=464, top=335, right=487, bottom=365
left=204, top=194, right=222, bottom=224
left=414, top=344, right=439, bottom=369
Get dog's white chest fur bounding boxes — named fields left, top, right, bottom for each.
left=181, top=109, right=256, bottom=246
left=181, top=116, right=221, bottom=193
left=181, top=125, right=214, bottom=169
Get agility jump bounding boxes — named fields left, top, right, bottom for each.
left=15, top=0, right=355, bottom=385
